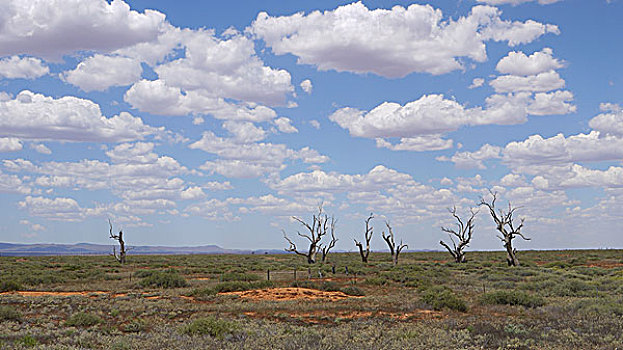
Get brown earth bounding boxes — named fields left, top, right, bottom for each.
left=220, top=287, right=362, bottom=301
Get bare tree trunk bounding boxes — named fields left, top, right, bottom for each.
left=354, top=214, right=374, bottom=263
left=439, top=206, right=477, bottom=263
left=480, top=191, right=530, bottom=267
left=283, top=204, right=337, bottom=264
left=382, top=221, right=407, bottom=265
left=108, top=219, right=127, bottom=264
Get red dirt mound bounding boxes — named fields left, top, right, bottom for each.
left=220, top=287, right=362, bottom=301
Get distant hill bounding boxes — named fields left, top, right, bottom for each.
left=0, top=242, right=285, bottom=256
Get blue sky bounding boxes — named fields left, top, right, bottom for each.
left=1, top=0, right=622, bottom=251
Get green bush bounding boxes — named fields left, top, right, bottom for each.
left=0, top=305, right=21, bottom=321
left=0, top=279, right=22, bottom=292
left=364, top=276, right=388, bottom=286
left=289, top=280, right=318, bottom=289
left=123, top=318, right=145, bottom=333
left=19, top=335, right=38, bottom=347
left=421, top=286, right=467, bottom=312
left=139, top=269, right=188, bottom=288
left=220, top=272, right=260, bottom=282
left=340, top=286, right=365, bottom=296
left=180, top=317, right=239, bottom=339
left=481, top=290, right=545, bottom=308
left=320, top=281, right=340, bottom=292
left=190, top=280, right=273, bottom=298
left=65, top=312, right=102, bottom=327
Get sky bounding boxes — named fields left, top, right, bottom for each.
left=0, top=0, right=622, bottom=252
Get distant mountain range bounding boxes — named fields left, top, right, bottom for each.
left=0, top=242, right=285, bottom=256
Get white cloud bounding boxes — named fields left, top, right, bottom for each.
left=330, top=95, right=469, bottom=138
left=0, top=0, right=166, bottom=59
left=0, top=56, right=49, bottom=79
left=61, top=54, right=143, bottom=92
left=376, top=136, right=453, bottom=151
left=0, top=91, right=160, bottom=142
left=589, top=108, right=623, bottom=136
left=300, top=79, right=313, bottom=94
left=503, top=131, right=623, bottom=166
left=18, top=195, right=100, bottom=221
left=0, top=137, right=23, bottom=152
left=30, top=143, right=51, bottom=155
left=527, top=90, right=576, bottom=115
left=490, top=70, right=565, bottom=93
left=274, top=117, right=298, bottom=133
left=222, top=121, right=267, bottom=142
left=251, top=3, right=558, bottom=78
left=496, top=48, right=563, bottom=76
left=477, top=0, right=561, bottom=6
left=309, top=120, right=321, bottom=129
left=469, top=78, right=485, bottom=89
left=124, top=79, right=278, bottom=121
left=0, top=169, right=30, bottom=194
left=190, top=131, right=327, bottom=178
left=437, top=144, right=502, bottom=169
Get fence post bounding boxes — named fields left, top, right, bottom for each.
left=294, top=268, right=297, bottom=281
left=267, top=269, right=270, bottom=281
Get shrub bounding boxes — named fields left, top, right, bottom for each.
left=123, top=318, right=145, bottom=333
left=481, top=290, right=545, bottom=308
left=65, top=312, right=102, bottom=327
left=290, top=280, right=318, bottom=289
left=190, top=280, right=273, bottom=298
left=220, top=272, right=260, bottom=282
left=341, top=286, right=365, bottom=296
left=320, top=281, right=340, bottom=292
left=0, top=305, right=21, bottom=321
left=421, top=286, right=467, bottom=312
left=0, top=279, right=22, bottom=292
left=364, top=277, right=388, bottom=286
left=180, top=317, right=239, bottom=339
left=139, top=269, right=188, bottom=289
left=19, top=335, right=38, bottom=347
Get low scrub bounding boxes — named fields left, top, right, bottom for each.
left=190, top=280, right=273, bottom=298
left=138, top=269, right=188, bottom=289
left=219, top=272, right=260, bottom=282
left=180, top=317, right=240, bottom=339
left=65, top=312, right=102, bottom=328
left=340, top=286, right=365, bottom=296
left=481, top=290, right=545, bottom=308
left=0, top=305, right=21, bottom=321
left=0, top=279, right=22, bottom=292
left=421, top=286, right=467, bottom=312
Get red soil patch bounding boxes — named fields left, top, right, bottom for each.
left=193, top=277, right=210, bottom=281
left=584, top=262, right=623, bottom=268
left=221, top=287, right=362, bottom=301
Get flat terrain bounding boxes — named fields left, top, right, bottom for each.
left=1, top=250, right=622, bottom=349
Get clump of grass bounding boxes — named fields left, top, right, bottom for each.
left=0, top=279, right=22, bottom=292
left=421, top=286, right=467, bottom=312
left=340, top=286, right=365, bottom=296
left=290, top=280, right=318, bottom=289
left=123, top=318, right=145, bottom=333
left=481, top=290, right=545, bottom=308
left=180, top=317, right=240, bottom=339
left=320, top=281, right=340, bottom=292
left=65, top=312, right=102, bottom=327
left=190, top=280, right=273, bottom=298
left=364, top=276, right=388, bottom=286
left=0, top=305, right=21, bottom=321
left=219, top=272, right=260, bottom=282
left=19, top=335, right=38, bottom=347
left=138, top=269, right=188, bottom=289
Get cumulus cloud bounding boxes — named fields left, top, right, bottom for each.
left=274, top=117, right=298, bottom=133
left=190, top=131, right=327, bottom=178
left=18, top=195, right=100, bottom=221
left=250, top=3, right=558, bottom=78
left=30, top=143, right=51, bottom=155
left=61, top=54, right=143, bottom=92
left=437, top=144, right=502, bottom=169
left=490, top=70, right=565, bottom=93
left=589, top=108, right=623, bottom=136
left=0, top=56, right=49, bottom=79
left=0, top=137, right=23, bottom=152
left=300, top=79, right=313, bottom=94
left=0, top=0, right=166, bottom=59
left=469, top=78, right=485, bottom=89
left=376, top=135, right=453, bottom=151
left=0, top=91, right=160, bottom=142
left=496, top=48, right=564, bottom=76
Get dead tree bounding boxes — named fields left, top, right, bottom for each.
left=320, top=219, right=338, bottom=263
left=283, top=204, right=336, bottom=264
left=440, top=206, right=478, bottom=263
left=354, top=213, right=374, bottom=263
left=381, top=221, right=407, bottom=265
left=479, top=191, right=530, bottom=267
left=108, top=219, right=127, bottom=264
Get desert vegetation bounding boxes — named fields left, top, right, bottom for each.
left=1, top=250, right=622, bottom=349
